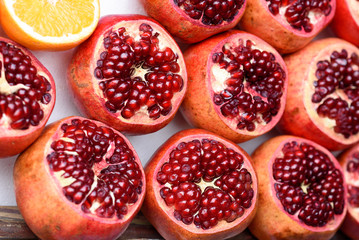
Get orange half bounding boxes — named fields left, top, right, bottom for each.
left=0, top=0, right=100, bottom=51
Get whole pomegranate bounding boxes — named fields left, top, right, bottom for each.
left=331, top=0, right=359, bottom=47
left=181, top=30, right=288, bottom=143
left=239, top=0, right=336, bottom=53
left=0, top=37, right=56, bottom=158
left=14, top=116, right=145, bottom=240
left=141, top=0, right=246, bottom=43
left=338, top=143, right=359, bottom=240
left=142, top=128, right=258, bottom=240
left=278, top=38, right=359, bottom=151
left=67, top=15, right=187, bottom=135
left=249, top=135, right=347, bottom=240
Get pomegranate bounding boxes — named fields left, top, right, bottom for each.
left=67, top=15, right=187, bottom=135
left=239, top=0, right=336, bottom=53
left=14, top=116, right=145, bottom=240
left=249, top=135, right=347, bottom=240
left=0, top=37, right=55, bottom=158
left=331, top=0, right=359, bottom=47
left=181, top=30, right=288, bottom=143
left=142, top=128, right=258, bottom=240
left=141, top=0, right=246, bottom=43
left=338, top=143, right=359, bottom=240
left=277, top=38, right=359, bottom=151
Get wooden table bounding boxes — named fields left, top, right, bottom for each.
left=0, top=206, right=349, bottom=239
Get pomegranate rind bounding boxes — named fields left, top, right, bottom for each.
left=239, top=0, right=336, bottom=54
left=249, top=135, right=347, bottom=240
left=142, top=128, right=258, bottom=240
left=181, top=30, right=288, bottom=143
left=277, top=38, right=359, bottom=151
left=67, top=14, right=187, bottom=135
left=0, top=37, right=56, bottom=158
left=338, top=143, right=359, bottom=240
left=141, top=0, right=246, bottom=43
left=14, top=116, right=145, bottom=240
left=331, top=0, right=359, bottom=47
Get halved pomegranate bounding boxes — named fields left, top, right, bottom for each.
left=0, top=37, right=55, bottom=158
left=14, top=116, right=145, bottom=240
left=142, top=128, right=258, bottom=240
left=278, top=38, right=359, bottom=151
left=141, top=0, right=246, bottom=43
left=331, top=0, right=359, bottom=47
left=239, top=0, right=336, bottom=53
left=338, top=143, right=359, bottom=240
left=181, top=30, right=288, bottom=143
left=67, top=15, right=187, bottom=135
left=249, top=135, right=347, bottom=240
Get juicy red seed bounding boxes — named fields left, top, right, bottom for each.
left=213, top=40, right=285, bottom=132
left=175, top=0, right=244, bottom=25
left=0, top=41, right=52, bottom=129
left=266, top=0, right=332, bottom=32
left=312, top=50, right=359, bottom=138
left=273, top=141, right=344, bottom=227
left=94, top=25, right=183, bottom=120
left=47, top=119, right=142, bottom=219
left=298, top=193, right=334, bottom=227
left=157, top=138, right=253, bottom=229
left=346, top=152, right=359, bottom=207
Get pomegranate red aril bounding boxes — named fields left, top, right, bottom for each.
left=338, top=143, right=359, bottom=239
left=14, top=117, right=145, bottom=240
left=181, top=30, right=287, bottom=143
left=0, top=37, right=55, bottom=158
left=68, top=15, right=187, bottom=135
left=249, top=136, right=347, bottom=240
left=239, top=0, right=336, bottom=53
left=278, top=38, right=359, bottom=151
left=142, top=129, right=258, bottom=240
left=141, top=0, right=246, bottom=43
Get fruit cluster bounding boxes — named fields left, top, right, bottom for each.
left=0, top=0, right=358, bottom=239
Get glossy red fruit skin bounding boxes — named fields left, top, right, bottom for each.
left=239, top=0, right=336, bottom=53
left=67, top=14, right=187, bottom=135
left=249, top=135, right=347, bottom=240
left=338, top=143, right=359, bottom=240
left=0, top=37, right=56, bottom=158
left=142, top=128, right=258, bottom=240
left=14, top=116, right=145, bottom=240
left=277, top=38, right=359, bottom=151
left=141, top=0, right=246, bottom=43
left=181, top=30, right=288, bottom=143
left=331, top=0, right=359, bottom=47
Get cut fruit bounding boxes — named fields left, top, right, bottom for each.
left=0, top=0, right=100, bottom=51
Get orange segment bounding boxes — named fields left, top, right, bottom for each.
left=0, top=0, right=100, bottom=51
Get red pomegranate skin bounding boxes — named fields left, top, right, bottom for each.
left=181, top=30, right=288, bottom=143
left=0, top=37, right=56, bottom=158
left=142, top=128, right=258, bottom=240
left=331, top=0, right=359, bottom=47
left=14, top=116, right=145, bottom=240
left=239, top=0, right=336, bottom=53
left=249, top=135, right=347, bottom=240
left=68, top=14, right=187, bottom=135
left=277, top=38, right=359, bottom=151
left=338, top=143, right=359, bottom=240
left=141, top=0, right=246, bottom=43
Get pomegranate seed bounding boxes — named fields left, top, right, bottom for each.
left=212, top=40, right=285, bottom=132
left=312, top=50, right=359, bottom=138
left=273, top=141, right=345, bottom=227
left=93, top=24, right=184, bottom=120
left=47, top=119, right=142, bottom=219
left=157, top=138, right=253, bottom=229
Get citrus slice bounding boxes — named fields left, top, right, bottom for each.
left=0, top=0, right=100, bottom=51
